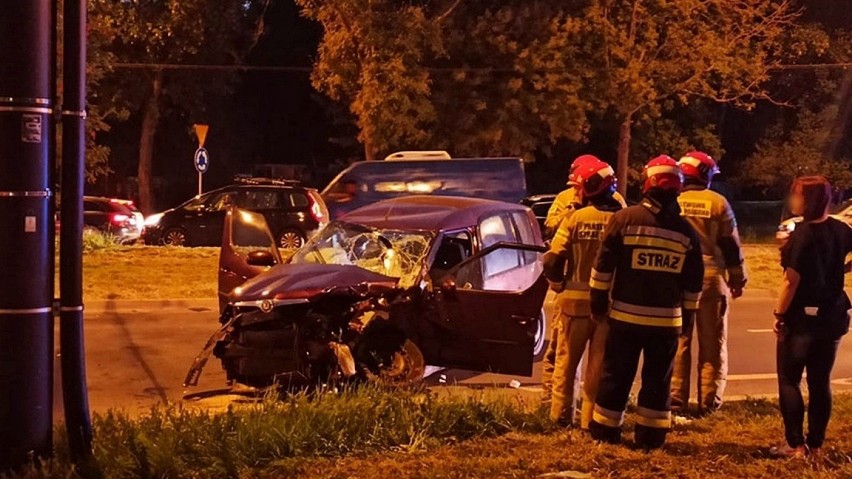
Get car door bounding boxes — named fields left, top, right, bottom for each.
left=217, top=208, right=283, bottom=312
left=430, top=241, right=547, bottom=376
left=182, top=191, right=234, bottom=246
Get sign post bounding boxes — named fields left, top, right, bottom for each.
left=193, top=124, right=209, bottom=196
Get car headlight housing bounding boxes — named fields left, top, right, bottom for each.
left=144, top=213, right=164, bottom=227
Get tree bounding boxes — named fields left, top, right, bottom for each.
left=298, top=0, right=590, bottom=162
left=533, top=0, right=798, bottom=194
left=296, top=0, right=445, bottom=161
left=90, top=0, right=262, bottom=212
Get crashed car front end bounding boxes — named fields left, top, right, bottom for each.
left=185, top=221, right=434, bottom=389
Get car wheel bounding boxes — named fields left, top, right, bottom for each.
left=277, top=229, right=305, bottom=250
left=533, top=307, right=548, bottom=359
left=162, top=227, right=188, bottom=247
left=364, top=339, right=426, bottom=387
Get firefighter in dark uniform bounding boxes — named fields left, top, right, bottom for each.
left=544, top=159, right=623, bottom=427
left=589, top=155, right=705, bottom=449
left=671, top=151, right=747, bottom=413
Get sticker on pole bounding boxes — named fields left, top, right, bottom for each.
left=194, top=148, right=209, bottom=173
left=21, top=114, right=43, bottom=143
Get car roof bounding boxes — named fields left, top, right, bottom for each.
left=341, top=195, right=531, bottom=231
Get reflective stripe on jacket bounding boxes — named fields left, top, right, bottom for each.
left=590, top=196, right=704, bottom=329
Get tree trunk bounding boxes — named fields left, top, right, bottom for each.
left=137, top=70, right=163, bottom=214
left=363, top=135, right=376, bottom=161
left=616, top=114, right=632, bottom=197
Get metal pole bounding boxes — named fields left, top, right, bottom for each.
left=198, top=171, right=203, bottom=196
left=0, top=1, right=55, bottom=469
left=60, top=0, right=93, bottom=462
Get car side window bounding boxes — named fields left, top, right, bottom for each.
left=429, top=231, right=472, bottom=280
left=290, top=192, right=309, bottom=208
left=511, top=212, right=536, bottom=244
left=212, top=193, right=235, bottom=211
left=231, top=210, right=277, bottom=259
left=478, top=213, right=526, bottom=277
left=240, top=190, right=279, bottom=209
left=83, top=201, right=103, bottom=212
left=454, top=245, right=543, bottom=292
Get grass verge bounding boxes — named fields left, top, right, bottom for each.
left=9, top=389, right=852, bottom=478
left=69, top=243, right=844, bottom=301
left=64, top=246, right=220, bottom=301
left=8, top=386, right=550, bottom=479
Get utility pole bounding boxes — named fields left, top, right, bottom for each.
left=0, top=1, right=55, bottom=469
left=60, top=0, right=93, bottom=461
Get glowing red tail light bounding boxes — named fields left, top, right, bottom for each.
left=109, top=213, right=132, bottom=226
left=308, top=194, right=325, bottom=223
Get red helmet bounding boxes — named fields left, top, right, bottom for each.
left=643, top=155, right=683, bottom=194
left=678, top=151, right=719, bottom=183
left=576, top=160, right=617, bottom=198
left=567, top=154, right=602, bottom=186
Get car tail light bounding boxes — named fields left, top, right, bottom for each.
left=110, top=213, right=132, bottom=227
left=308, top=193, right=326, bottom=224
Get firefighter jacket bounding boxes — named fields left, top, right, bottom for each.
left=545, top=188, right=580, bottom=234
left=589, top=196, right=704, bottom=329
left=545, top=188, right=627, bottom=236
left=677, top=185, right=747, bottom=287
left=546, top=200, right=623, bottom=316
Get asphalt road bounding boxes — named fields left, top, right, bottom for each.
left=54, top=291, right=852, bottom=416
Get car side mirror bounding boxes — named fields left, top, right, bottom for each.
left=246, top=250, right=276, bottom=267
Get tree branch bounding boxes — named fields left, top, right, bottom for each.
left=435, top=0, right=463, bottom=23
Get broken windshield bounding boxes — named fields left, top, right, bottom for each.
left=289, top=221, right=434, bottom=288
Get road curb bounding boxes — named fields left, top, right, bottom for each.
left=84, top=298, right=218, bottom=314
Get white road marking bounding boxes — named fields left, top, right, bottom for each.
left=747, top=329, right=774, bottom=333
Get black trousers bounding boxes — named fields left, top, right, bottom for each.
left=777, top=328, right=840, bottom=449
left=591, top=320, right=678, bottom=448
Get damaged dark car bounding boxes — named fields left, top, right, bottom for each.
left=185, top=196, right=549, bottom=389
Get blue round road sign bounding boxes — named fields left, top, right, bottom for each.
left=194, top=148, right=209, bottom=173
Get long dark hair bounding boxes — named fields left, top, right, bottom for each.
left=790, top=176, right=832, bottom=222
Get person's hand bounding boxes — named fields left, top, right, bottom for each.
left=773, top=311, right=786, bottom=339
left=730, top=287, right=744, bottom=299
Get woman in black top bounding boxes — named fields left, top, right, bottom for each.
left=771, top=176, right=852, bottom=458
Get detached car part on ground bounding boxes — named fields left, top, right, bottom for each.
left=185, top=196, right=549, bottom=389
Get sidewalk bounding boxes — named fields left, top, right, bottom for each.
left=84, top=297, right=218, bottom=314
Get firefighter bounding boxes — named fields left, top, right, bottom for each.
left=541, top=154, right=602, bottom=404
left=544, top=159, right=623, bottom=427
left=671, top=151, right=747, bottom=414
left=541, top=155, right=626, bottom=404
left=589, top=155, right=704, bottom=450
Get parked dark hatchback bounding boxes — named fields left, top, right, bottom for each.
left=185, top=196, right=548, bottom=389
left=142, top=178, right=328, bottom=248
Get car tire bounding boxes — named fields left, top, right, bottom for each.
left=363, top=339, right=426, bottom=387
left=162, top=227, right=189, bottom=247
left=533, top=307, right=548, bottom=360
left=277, top=229, right=305, bottom=250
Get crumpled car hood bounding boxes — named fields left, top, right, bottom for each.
left=230, top=263, right=399, bottom=302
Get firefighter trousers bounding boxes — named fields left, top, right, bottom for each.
left=549, top=313, right=609, bottom=427
left=671, top=275, right=729, bottom=411
left=541, top=310, right=561, bottom=403
left=591, top=320, right=678, bottom=449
